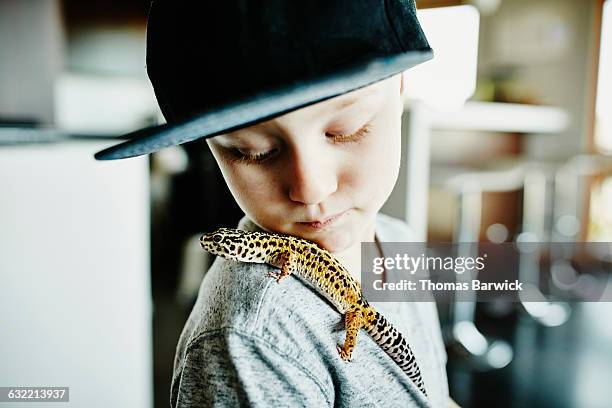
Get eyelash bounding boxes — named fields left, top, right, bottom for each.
left=328, top=122, right=372, bottom=144
left=231, top=122, right=372, bottom=164
left=232, top=149, right=277, bottom=165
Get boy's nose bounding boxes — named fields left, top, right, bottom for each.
left=287, top=151, right=338, bottom=205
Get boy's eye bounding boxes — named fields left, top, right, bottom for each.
left=326, top=122, right=372, bottom=143
left=228, top=122, right=371, bottom=164
left=232, top=147, right=278, bottom=164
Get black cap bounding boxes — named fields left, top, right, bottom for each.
left=95, top=0, right=432, bottom=160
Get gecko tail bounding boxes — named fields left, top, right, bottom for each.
left=364, top=310, right=428, bottom=397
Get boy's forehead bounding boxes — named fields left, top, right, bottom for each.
left=335, top=75, right=398, bottom=103
left=329, top=81, right=386, bottom=109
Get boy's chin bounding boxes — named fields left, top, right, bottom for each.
left=309, top=229, right=357, bottom=254
left=288, top=213, right=376, bottom=253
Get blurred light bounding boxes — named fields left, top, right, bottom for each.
left=485, top=340, right=513, bottom=369
left=453, top=322, right=513, bottom=369
left=556, top=214, right=580, bottom=237
left=550, top=259, right=579, bottom=289
left=467, top=0, right=501, bottom=16
left=486, top=223, right=509, bottom=243
left=453, top=321, right=488, bottom=356
left=521, top=299, right=571, bottom=327
left=404, top=5, right=480, bottom=111
left=538, top=303, right=571, bottom=327
left=515, top=231, right=539, bottom=253
left=153, top=146, right=189, bottom=175
left=521, top=301, right=550, bottom=318
left=574, top=274, right=600, bottom=300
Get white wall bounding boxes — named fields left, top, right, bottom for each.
left=0, top=141, right=152, bottom=407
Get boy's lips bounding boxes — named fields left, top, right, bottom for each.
left=299, top=210, right=348, bottom=230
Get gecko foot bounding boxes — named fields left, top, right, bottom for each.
left=336, top=344, right=352, bottom=362
left=266, top=271, right=285, bottom=283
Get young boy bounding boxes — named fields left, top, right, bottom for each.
left=96, top=1, right=455, bottom=406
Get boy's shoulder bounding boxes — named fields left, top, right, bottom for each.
left=170, top=257, right=341, bottom=407
left=179, top=215, right=339, bottom=349
left=174, top=254, right=340, bottom=367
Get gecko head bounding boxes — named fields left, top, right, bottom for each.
left=200, top=227, right=249, bottom=259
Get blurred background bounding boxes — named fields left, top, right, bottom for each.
left=0, top=0, right=610, bottom=407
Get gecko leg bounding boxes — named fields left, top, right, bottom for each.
left=266, top=251, right=294, bottom=283
left=336, top=307, right=365, bottom=362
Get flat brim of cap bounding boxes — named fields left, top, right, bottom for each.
left=94, top=50, right=432, bottom=160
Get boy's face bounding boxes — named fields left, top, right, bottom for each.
left=206, top=74, right=404, bottom=253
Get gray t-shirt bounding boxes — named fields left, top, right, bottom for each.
left=170, top=213, right=449, bottom=407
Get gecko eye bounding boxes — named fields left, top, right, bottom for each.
left=212, top=234, right=222, bottom=243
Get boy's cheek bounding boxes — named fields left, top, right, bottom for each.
left=358, top=133, right=401, bottom=196
left=346, top=147, right=399, bottom=197
left=360, top=131, right=401, bottom=172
